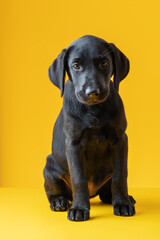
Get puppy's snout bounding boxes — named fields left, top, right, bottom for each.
left=86, top=88, right=100, bottom=98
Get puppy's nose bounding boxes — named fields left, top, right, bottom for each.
left=86, top=88, right=100, bottom=98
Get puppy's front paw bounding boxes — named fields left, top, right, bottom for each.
left=67, top=208, right=90, bottom=221
left=50, top=196, right=69, bottom=211
left=114, top=203, right=135, bottom=216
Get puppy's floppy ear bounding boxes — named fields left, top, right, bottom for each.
left=48, top=49, right=67, bottom=97
left=109, top=43, right=130, bottom=92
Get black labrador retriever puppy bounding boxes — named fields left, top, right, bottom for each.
left=43, top=35, right=136, bottom=221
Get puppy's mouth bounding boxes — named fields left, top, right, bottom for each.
left=76, top=91, right=109, bottom=106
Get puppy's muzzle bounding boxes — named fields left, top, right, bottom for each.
left=85, top=87, right=100, bottom=99
left=76, top=85, right=110, bottom=105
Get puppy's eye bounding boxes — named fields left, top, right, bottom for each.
left=73, top=63, right=80, bottom=69
left=100, top=60, right=109, bottom=69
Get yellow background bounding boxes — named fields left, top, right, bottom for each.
left=0, top=0, right=160, bottom=188
left=0, top=188, right=160, bottom=240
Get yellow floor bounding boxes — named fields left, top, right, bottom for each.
left=0, top=188, right=160, bottom=240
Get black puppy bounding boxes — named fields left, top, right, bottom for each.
left=43, top=35, right=136, bottom=221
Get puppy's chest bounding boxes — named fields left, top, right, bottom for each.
left=82, top=122, right=115, bottom=147
left=82, top=129, right=114, bottom=183
left=84, top=109, right=110, bottom=128
left=64, top=127, right=114, bottom=197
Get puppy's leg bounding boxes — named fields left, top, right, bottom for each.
left=99, top=178, right=112, bottom=204
left=112, top=134, right=136, bottom=216
left=43, top=154, right=71, bottom=211
left=99, top=178, right=135, bottom=206
left=65, top=139, right=90, bottom=221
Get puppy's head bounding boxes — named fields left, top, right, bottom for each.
left=49, top=35, right=129, bottom=105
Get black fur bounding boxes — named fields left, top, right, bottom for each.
left=43, top=35, right=136, bottom=221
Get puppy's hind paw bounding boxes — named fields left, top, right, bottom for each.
left=50, top=196, right=69, bottom=211
left=129, top=195, right=136, bottom=205
left=114, top=203, right=135, bottom=217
